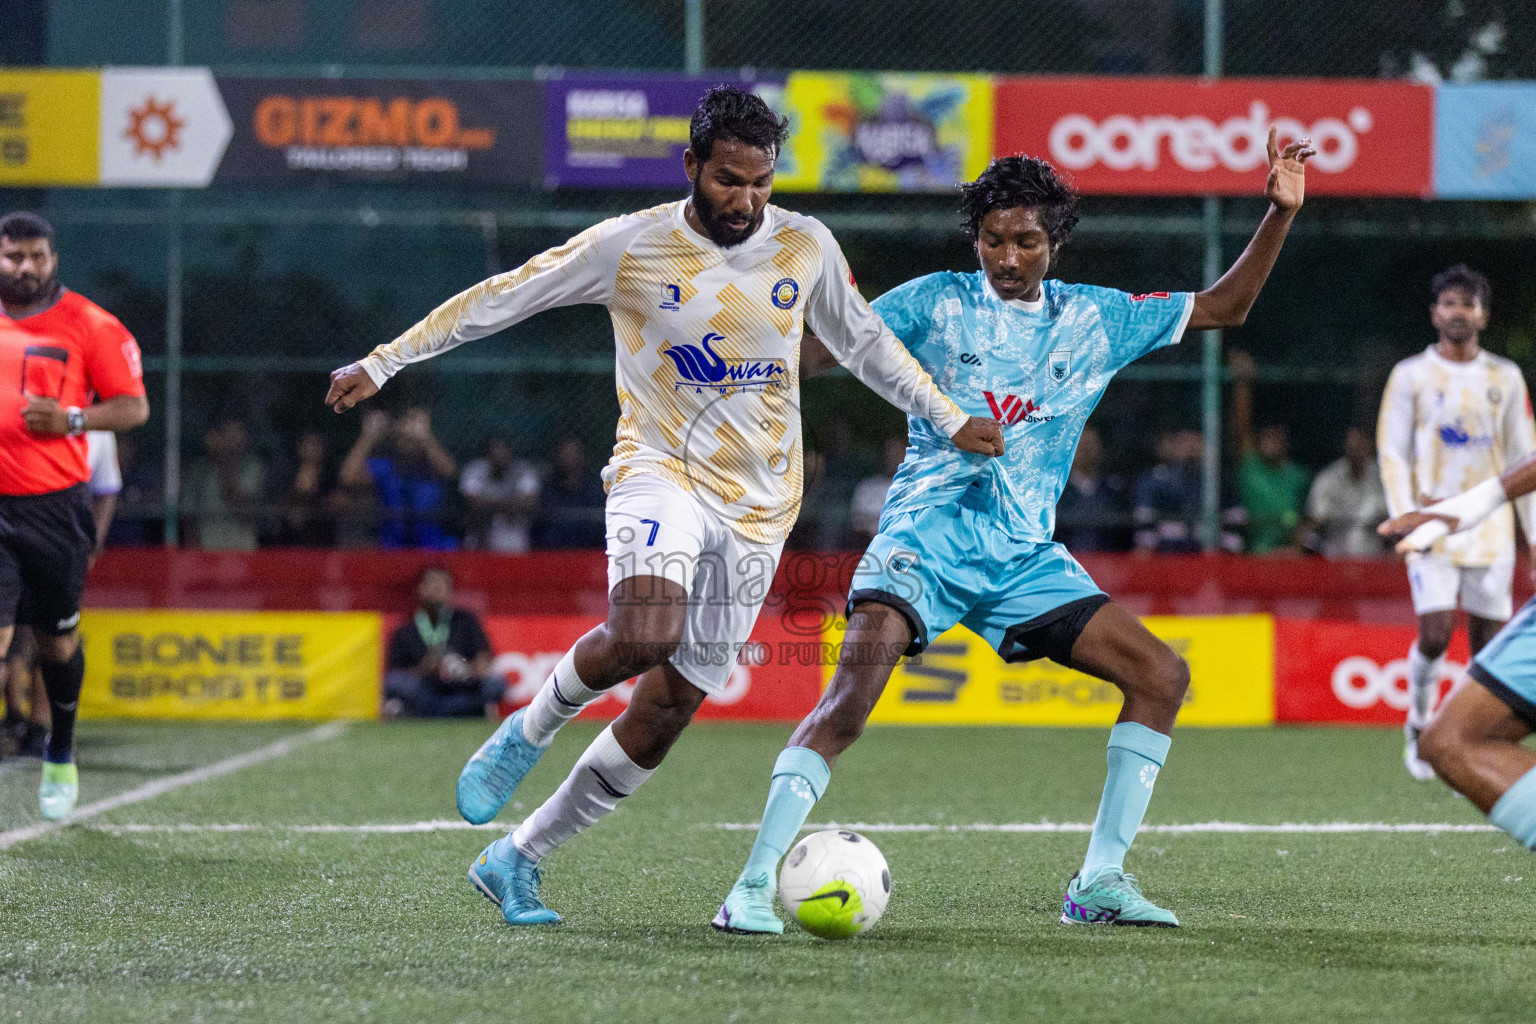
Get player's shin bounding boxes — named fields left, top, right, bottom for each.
left=735, top=747, right=831, bottom=888
left=1079, top=722, right=1172, bottom=881
left=521, top=648, right=605, bottom=747
left=38, top=645, right=83, bottom=763
left=1489, top=766, right=1536, bottom=850
left=501, top=724, right=654, bottom=861
left=1407, top=644, right=1444, bottom=729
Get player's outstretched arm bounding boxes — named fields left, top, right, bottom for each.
left=1187, top=127, right=1316, bottom=331
left=1379, top=453, right=1536, bottom=553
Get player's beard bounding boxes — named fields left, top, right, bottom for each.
left=0, top=268, right=59, bottom=308
left=689, top=177, right=760, bottom=248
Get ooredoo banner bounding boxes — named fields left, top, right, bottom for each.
left=1273, top=618, right=1469, bottom=724
left=994, top=76, right=1433, bottom=197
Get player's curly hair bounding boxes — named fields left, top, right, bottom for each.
left=960, top=156, right=1080, bottom=247
left=689, top=85, right=790, bottom=165
left=1431, top=264, right=1491, bottom=309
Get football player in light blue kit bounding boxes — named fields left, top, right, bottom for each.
left=715, top=128, right=1315, bottom=933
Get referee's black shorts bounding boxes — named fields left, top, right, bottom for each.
left=0, top=483, right=93, bottom=636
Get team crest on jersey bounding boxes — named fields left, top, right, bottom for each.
left=1048, top=348, right=1071, bottom=382
left=662, top=332, right=786, bottom=396
left=1489, top=385, right=1503, bottom=405
left=659, top=283, right=683, bottom=311
left=771, top=277, right=800, bottom=310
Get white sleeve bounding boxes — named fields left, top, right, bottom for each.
left=1500, top=369, right=1536, bottom=542
left=1376, top=364, right=1417, bottom=518
left=800, top=223, right=967, bottom=438
left=360, top=216, right=635, bottom=387
left=86, top=430, right=122, bottom=496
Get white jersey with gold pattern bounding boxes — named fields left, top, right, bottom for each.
left=360, top=201, right=967, bottom=544
left=1377, top=346, right=1536, bottom=566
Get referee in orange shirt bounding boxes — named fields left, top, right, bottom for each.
left=0, top=212, right=149, bottom=819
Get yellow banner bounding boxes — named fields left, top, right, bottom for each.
left=775, top=71, right=994, bottom=192
left=79, top=610, right=381, bottom=720
left=0, top=70, right=99, bottom=186
left=823, top=614, right=1274, bottom=726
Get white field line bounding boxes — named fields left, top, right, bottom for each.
left=715, top=821, right=1501, bottom=835
left=0, top=722, right=347, bottom=852
left=90, top=819, right=502, bottom=835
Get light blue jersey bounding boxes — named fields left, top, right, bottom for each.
left=872, top=271, right=1194, bottom=542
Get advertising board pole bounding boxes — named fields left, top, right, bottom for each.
left=1199, top=0, right=1224, bottom=552
left=164, top=0, right=185, bottom=546
left=685, top=0, right=704, bottom=75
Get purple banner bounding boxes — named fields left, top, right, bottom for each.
left=543, top=74, right=783, bottom=188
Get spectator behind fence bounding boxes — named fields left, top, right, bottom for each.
left=533, top=437, right=606, bottom=549
left=384, top=566, right=500, bottom=719
left=273, top=431, right=337, bottom=547
left=1055, top=425, right=1132, bottom=553
left=183, top=417, right=266, bottom=550
left=848, top=436, right=908, bottom=548
left=1133, top=429, right=1208, bottom=554
left=1230, top=350, right=1309, bottom=554
left=460, top=436, right=541, bottom=553
left=1304, top=426, right=1389, bottom=558
left=339, top=407, right=457, bottom=550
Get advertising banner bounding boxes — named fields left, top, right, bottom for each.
left=99, top=67, right=233, bottom=187
left=1273, top=618, right=1468, bottom=725
left=79, top=610, right=381, bottom=720
left=994, top=77, right=1433, bottom=197
left=216, top=77, right=541, bottom=184
left=775, top=71, right=994, bottom=192
left=1434, top=83, right=1536, bottom=199
left=832, top=614, right=1274, bottom=727
left=481, top=610, right=823, bottom=721
left=0, top=69, right=99, bottom=186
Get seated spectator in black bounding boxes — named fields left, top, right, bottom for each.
left=1304, top=426, right=1388, bottom=558
left=533, top=437, right=606, bottom=549
left=384, top=567, right=500, bottom=719
left=1133, top=429, right=1208, bottom=554
left=849, top=436, right=908, bottom=549
left=183, top=418, right=267, bottom=551
left=339, top=408, right=457, bottom=550
left=1055, top=425, right=1132, bottom=552
left=460, top=436, right=540, bottom=552
left=273, top=431, right=337, bottom=547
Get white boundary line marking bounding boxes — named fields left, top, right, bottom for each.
left=715, top=821, right=1500, bottom=834
left=0, top=722, right=348, bottom=852
left=90, top=819, right=502, bottom=835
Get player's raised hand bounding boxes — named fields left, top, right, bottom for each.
left=325, top=362, right=379, bottom=413
left=952, top=416, right=1005, bottom=458
left=1377, top=510, right=1457, bottom=554
left=1265, top=125, right=1316, bottom=213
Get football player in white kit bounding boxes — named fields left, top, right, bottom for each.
left=325, top=86, right=1004, bottom=925
left=1377, top=265, right=1536, bottom=779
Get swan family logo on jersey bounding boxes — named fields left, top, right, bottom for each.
left=662, top=333, right=787, bottom=395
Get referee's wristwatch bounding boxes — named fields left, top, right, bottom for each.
left=65, top=407, right=86, bottom=437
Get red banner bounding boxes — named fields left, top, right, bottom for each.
left=480, top=611, right=824, bottom=722
left=1273, top=618, right=1469, bottom=724
left=994, top=77, right=1433, bottom=197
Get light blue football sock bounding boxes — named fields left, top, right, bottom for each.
left=737, top=747, right=831, bottom=885
left=1489, top=766, right=1536, bottom=850
left=1080, top=722, right=1173, bottom=882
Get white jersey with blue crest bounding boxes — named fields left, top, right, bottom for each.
left=873, top=271, right=1194, bottom=541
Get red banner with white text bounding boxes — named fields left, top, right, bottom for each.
left=1273, top=618, right=1469, bottom=725
left=994, top=77, right=1433, bottom=197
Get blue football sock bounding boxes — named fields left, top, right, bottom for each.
left=1080, top=722, right=1172, bottom=881
left=737, top=747, right=830, bottom=886
left=1489, top=766, right=1536, bottom=850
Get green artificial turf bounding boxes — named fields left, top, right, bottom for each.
left=1, top=722, right=1533, bottom=1023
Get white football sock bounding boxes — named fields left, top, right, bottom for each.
left=1406, top=643, right=1443, bottom=729
left=521, top=648, right=604, bottom=747
left=509, top=725, right=654, bottom=861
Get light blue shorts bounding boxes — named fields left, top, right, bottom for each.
left=1472, top=596, right=1536, bottom=728
left=848, top=500, right=1108, bottom=662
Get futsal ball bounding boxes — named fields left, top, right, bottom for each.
left=779, top=829, right=891, bottom=939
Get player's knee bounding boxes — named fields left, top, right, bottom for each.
left=37, top=630, right=79, bottom=663
left=606, top=623, right=682, bottom=677
left=1416, top=630, right=1451, bottom=661
left=1417, top=717, right=1461, bottom=776
left=1143, top=646, right=1190, bottom=712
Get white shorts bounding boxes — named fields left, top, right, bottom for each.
left=604, top=474, right=785, bottom=695
left=1407, top=554, right=1514, bottom=621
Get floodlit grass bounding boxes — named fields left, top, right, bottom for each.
left=2, top=721, right=1533, bottom=1023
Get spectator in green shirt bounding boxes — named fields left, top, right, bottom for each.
left=1230, top=350, right=1310, bottom=554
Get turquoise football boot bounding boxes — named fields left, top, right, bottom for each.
left=711, top=872, right=784, bottom=934
left=38, top=758, right=79, bottom=821
left=467, top=839, right=562, bottom=926
left=456, top=708, right=547, bottom=824
left=1061, top=869, right=1179, bottom=927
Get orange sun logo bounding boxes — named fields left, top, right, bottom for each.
left=124, top=96, right=185, bottom=161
